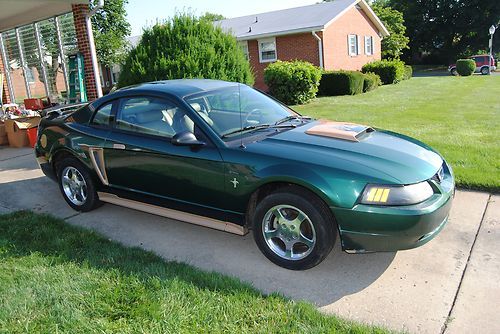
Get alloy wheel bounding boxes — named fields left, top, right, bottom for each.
left=61, top=166, right=88, bottom=206
left=261, top=205, right=316, bottom=261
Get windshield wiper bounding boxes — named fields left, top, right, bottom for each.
left=274, top=115, right=305, bottom=125
left=221, top=124, right=271, bottom=138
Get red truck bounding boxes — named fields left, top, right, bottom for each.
left=448, top=55, right=496, bottom=75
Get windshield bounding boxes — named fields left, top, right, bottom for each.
left=184, top=85, right=297, bottom=139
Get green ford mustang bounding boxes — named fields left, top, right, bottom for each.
left=35, top=79, right=455, bottom=270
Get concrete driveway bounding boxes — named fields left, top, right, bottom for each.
left=0, top=147, right=498, bottom=334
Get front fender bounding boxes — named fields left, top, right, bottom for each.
left=253, top=163, right=341, bottom=208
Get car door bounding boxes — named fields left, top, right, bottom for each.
left=102, top=95, right=227, bottom=211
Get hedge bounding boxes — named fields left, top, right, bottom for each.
left=362, top=72, right=382, bottom=92
left=362, top=60, right=405, bottom=84
left=403, top=65, right=413, bottom=80
left=118, top=14, right=254, bottom=88
left=264, top=60, right=322, bottom=105
left=318, top=71, right=364, bottom=96
left=456, top=59, right=476, bottom=76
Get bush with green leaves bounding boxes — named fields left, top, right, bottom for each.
left=403, top=65, right=413, bottom=80
left=318, top=71, right=364, bottom=96
left=362, top=72, right=382, bottom=92
left=118, top=14, right=254, bottom=88
left=264, top=60, right=322, bottom=105
left=456, top=59, right=476, bottom=76
left=362, top=59, right=405, bottom=84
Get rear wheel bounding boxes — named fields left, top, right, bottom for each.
left=252, top=187, right=336, bottom=270
left=56, top=157, right=102, bottom=212
left=481, top=66, right=490, bottom=75
left=450, top=68, right=458, bottom=76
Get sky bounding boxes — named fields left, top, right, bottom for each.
left=125, top=0, right=318, bottom=36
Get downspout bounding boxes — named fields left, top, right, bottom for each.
left=312, top=31, right=324, bottom=69
left=85, top=0, right=104, bottom=98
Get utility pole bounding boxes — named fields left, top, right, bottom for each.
left=489, top=25, right=496, bottom=62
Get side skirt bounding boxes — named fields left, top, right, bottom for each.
left=97, top=192, right=248, bottom=236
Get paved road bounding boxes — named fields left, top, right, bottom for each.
left=0, top=147, right=498, bottom=334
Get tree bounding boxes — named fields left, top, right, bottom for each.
left=90, top=0, right=131, bottom=66
left=118, top=14, right=254, bottom=88
left=371, top=1, right=409, bottom=59
left=388, top=0, right=500, bottom=63
left=199, top=12, right=226, bottom=22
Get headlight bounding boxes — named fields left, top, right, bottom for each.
left=361, top=182, right=434, bottom=206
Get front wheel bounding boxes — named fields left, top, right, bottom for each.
left=56, top=157, right=102, bottom=212
left=252, top=187, right=336, bottom=270
left=481, top=67, right=490, bottom=75
left=450, top=68, right=458, bottom=76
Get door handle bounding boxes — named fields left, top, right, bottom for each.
left=113, top=143, right=126, bottom=150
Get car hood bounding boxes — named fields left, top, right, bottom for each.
left=248, top=120, right=443, bottom=184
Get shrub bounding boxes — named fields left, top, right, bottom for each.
left=318, top=71, right=364, bottom=96
left=362, top=59, right=405, bottom=84
left=264, top=60, right=322, bottom=105
left=456, top=59, right=476, bottom=76
left=118, top=14, right=254, bottom=87
left=362, top=72, right=382, bottom=92
left=403, top=65, right=413, bottom=80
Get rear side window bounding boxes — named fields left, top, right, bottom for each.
left=92, top=102, right=113, bottom=126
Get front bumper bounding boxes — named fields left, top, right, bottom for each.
left=333, top=164, right=455, bottom=253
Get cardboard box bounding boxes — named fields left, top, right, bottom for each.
left=0, top=122, right=7, bottom=145
left=4, top=116, right=40, bottom=148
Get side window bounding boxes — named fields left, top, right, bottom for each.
left=115, top=97, right=196, bottom=138
left=348, top=34, right=359, bottom=56
left=92, top=102, right=113, bottom=126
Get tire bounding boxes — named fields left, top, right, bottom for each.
left=481, top=67, right=490, bottom=75
left=450, top=68, right=458, bottom=76
left=56, top=157, right=102, bottom=212
left=252, top=187, right=336, bottom=270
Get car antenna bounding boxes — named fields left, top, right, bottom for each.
left=238, top=83, right=246, bottom=149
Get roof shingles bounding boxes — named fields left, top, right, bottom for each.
left=216, top=0, right=358, bottom=40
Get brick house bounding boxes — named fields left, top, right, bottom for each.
left=218, top=0, right=389, bottom=90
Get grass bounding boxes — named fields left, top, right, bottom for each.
left=0, top=211, right=391, bottom=334
left=294, top=75, right=500, bottom=193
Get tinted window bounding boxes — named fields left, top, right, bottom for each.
left=116, top=97, right=195, bottom=138
left=92, top=102, right=113, bottom=126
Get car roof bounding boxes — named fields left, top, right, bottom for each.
left=116, top=79, right=241, bottom=98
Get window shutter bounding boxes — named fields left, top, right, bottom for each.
left=356, top=35, right=360, bottom=55
left=347, top=35, right=351, bottom=55
left=371, top=36, right=375, bottom=55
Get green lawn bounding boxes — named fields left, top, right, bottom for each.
left=0, top=211, right=390, bottom=334
left=294, top=75, right=500, bottom=193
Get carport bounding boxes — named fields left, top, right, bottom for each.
left=0, top=0, right=102, bottom=105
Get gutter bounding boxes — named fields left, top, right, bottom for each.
left=312, top=31, right=324, bottom=69
left=85, top=0, right=104, bottom=98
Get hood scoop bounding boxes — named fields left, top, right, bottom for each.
left=305, top=121, right=374, bottom=142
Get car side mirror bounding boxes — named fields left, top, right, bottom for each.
left=171, top=131, right=206, bottom=147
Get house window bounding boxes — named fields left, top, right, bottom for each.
left=25, top=67, right=35, bottom=83
left=239, top=41, right=249, bottom=60
left=258, top=37, right=277, bottom=63
left=365, top=36, right=374, bottom=55
left=348, top=34, right=359, bottom=56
